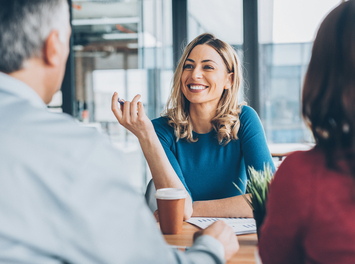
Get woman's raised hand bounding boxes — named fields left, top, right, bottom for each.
left=111, top=93, right=155, bottom=139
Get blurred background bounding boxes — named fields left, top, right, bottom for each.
left=49, top=0, right=343, bottom=193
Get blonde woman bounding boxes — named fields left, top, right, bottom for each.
left=112, top=33, right=274, bottom=219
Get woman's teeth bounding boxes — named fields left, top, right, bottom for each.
left=189, top=85, right=206, bottom=90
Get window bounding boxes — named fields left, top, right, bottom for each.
left=71, top=0, right=173, bottom=192
left=258, top=0, right=341, bottom=143
left=188, top=0, right=244, bottom=100
left=61, top=0, right=344, bottom=192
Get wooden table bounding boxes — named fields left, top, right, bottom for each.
left=163, top=222, right=258, bottom=264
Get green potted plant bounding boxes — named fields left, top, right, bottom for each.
left=234, top=164, right=274, bottom=238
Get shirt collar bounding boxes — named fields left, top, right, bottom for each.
left=0, top=71, right=47, bottom=109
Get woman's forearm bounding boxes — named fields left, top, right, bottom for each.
left=138, top=132, right=180, bottom=188
left=110, top=94, right=193, bottom=219
left=138, top=132, right=193, bottom=219
left=192, top=195, right=253, bottom=218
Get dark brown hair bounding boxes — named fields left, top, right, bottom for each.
left=302, top=0, right=355, bottom=174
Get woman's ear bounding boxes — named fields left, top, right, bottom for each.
left=224, top=72, right=234, bottom=89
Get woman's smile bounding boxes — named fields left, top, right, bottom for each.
left=188, top=84, right=209, bottom=92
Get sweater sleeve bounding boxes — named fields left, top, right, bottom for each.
left=238, top=106, right=275, bottom=177
left=152, top=117, right=193, bottom=199
left=258, top=151, right=312, bottom=264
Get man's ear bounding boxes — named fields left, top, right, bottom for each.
left=43, top=30, right=61, bottom=67
left=225, top=72, right=234, bottom=89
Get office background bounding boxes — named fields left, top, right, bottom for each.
left=49, top=0, right=342, bottom=192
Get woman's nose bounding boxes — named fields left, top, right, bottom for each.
left=191, top=67, right=203, bottom=79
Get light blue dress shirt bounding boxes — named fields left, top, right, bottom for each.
left=0, top=72, right=225, bottom=264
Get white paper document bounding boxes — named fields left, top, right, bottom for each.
left=186, top=217, right=256, bottom=235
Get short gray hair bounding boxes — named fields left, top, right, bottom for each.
left=0, top=0, right=70, bottom=73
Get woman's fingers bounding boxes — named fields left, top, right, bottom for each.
left=137, top=101, right=147, bottom=119
left=122, top=99, right=131, bottom=121
left=111, top=93, right=150, bottom=138
left=130, top=94, right=141, bottom=119
left=111, top=92, right=122, bottom=122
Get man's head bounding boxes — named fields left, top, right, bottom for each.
left=0, top=0, right=71, bottom=104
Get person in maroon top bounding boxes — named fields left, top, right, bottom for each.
left=259, top=1, right=355, bottom=264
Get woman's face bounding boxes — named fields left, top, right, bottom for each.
left=181, top=44, right=232, bottom=109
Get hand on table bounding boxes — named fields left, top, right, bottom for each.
left=194, top=221, right=239, bottom=261
left=111, top=93, right=155, bottom=139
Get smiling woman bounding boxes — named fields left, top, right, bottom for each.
left=180, top=45, right=233, bottom=133
left=165, top=34, right=242, bottom=145
left=111, top=33, right=275, bottom=219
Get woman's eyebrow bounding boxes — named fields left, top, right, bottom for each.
left=185, top=58, right=218, bottom=64
left=202, top=59, right=218, bottom=64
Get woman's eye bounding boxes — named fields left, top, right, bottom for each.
left=204, top=65, right=214, bottom=70
left=183, top=64, right=193, bottom=69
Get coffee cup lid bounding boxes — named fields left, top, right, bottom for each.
left=155, top=188, right=187, bottom=200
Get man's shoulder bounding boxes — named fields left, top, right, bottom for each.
left=4, top=100, right=111, bottom=159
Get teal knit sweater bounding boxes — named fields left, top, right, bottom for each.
left=152, top=105, right=275, bottom=201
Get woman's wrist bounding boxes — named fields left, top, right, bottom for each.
left=137, top=126, right=158, bottom=145
left=132, top=120, right=155, bottom=140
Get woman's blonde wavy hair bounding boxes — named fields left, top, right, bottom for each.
left=163, top=33, right=244, bottom=145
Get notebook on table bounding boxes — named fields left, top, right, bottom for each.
left=186, top=217, right=257, bottom=235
